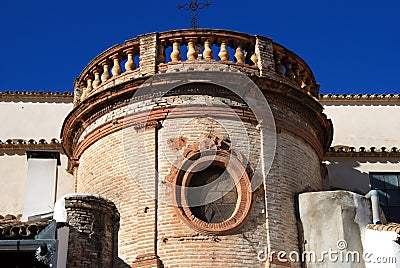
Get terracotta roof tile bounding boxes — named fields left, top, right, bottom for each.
left=366, top=223, right=400, bottom=234
left=325, top=146, right=400, bottom=157
left=0, top=138, right=63, bottom=152
left=0, top=214, right=51, bottom=240
left=0, top=90, right=73, bottom=101
left=319, top=93, right=400, bottom=102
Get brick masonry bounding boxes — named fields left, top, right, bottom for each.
left=63, top=29, right=332, bottom=268
left=65, top=195, right=120, bottom=267
left=72, top=91, right=325, bottom=268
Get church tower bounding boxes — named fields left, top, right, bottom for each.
left=62, top=28, right=332, bottom=267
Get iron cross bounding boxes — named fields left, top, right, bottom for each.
left=177, top=1, right=211, bottom=29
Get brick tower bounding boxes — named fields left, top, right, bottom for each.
left=62, top=29, right=332, bottom=267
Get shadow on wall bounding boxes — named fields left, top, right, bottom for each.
left=324, top=157, right=400, bottom=194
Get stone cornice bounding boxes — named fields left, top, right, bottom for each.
left=0, top=138, right=63, bottom=152
left=0, top=90, right=73, bottom=102
left=319, top=93, right=400, bottom=103
left=325, top=146, right=400, bottom=157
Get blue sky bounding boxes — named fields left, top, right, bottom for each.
left=1, top=0, right=399, bottom=94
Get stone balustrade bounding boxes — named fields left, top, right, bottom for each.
left=73, top=29, right=318, bottom=105
left=157, top=29, right=257, bottom=65
left=73, top=40, right=140, bottom=103
left=272, top=43, right=318, bottom=96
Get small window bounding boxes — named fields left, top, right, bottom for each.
left=370, top=173, right=400, bottom=223
left=187, top=165, right=238, bottom=223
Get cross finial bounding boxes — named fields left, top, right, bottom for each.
left=177, top=1, right=211, bottom=29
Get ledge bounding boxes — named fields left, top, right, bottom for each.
left=0, top=138, right=63, bottom=152
left=325, top=145, right=400, bottom=157
left=319, top=93, right=400, bottom=103
left=0, top=90, right=73, bottom=101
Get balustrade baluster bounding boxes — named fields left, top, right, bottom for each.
left=203, top=41, right=214, bottom=60
left=87, top=78, right=93, bottom=91
left=293, top=66, right=303, bottom=86
left=81, top=78, right=92, bottom=100
left=250, top=53, right=258, bottom=66
left=218, top=42, right=230, bottom=61
left=101, top=62, right=111, bottom=82
left=170, top=41, right=182, bottom=62
left=284, top=60, right=295, bottom=80
left=187, top=41, right=198, bottom=61
left=111, top=56, right=122, bottom=76
left=274, top=55, right=285, bottom=75
left=234, top=46, right=245, bottom=64
left=93, top=69, right=101, bottom=88
left=125, top=51, right=136, bottom=71
left=304, top=78, right=311, bottom=92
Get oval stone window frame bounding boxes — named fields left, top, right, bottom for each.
left=172, top=150, right=252, bottom=235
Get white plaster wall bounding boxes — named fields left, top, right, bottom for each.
left=0, top=153, right=73, bottom=216
left=364, top=229, right=400, bottom=268
left=325, top=157, right=400, bottom=194
left=322, top=103, right=400, bottom=148
left=0, top=99, right=74, bottom=216
left=0, top=154, right=27, bottom=215
left=0, top=100, right=73, bottom=140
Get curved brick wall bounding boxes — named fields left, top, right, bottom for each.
left=65, top=195, right=120, bottom=267
left=62, top=28, right=332, bottom=268
left=72, top=89, right=326, bottom=267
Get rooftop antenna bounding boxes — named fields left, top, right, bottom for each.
left=177, top=0, right=211, bottom=29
